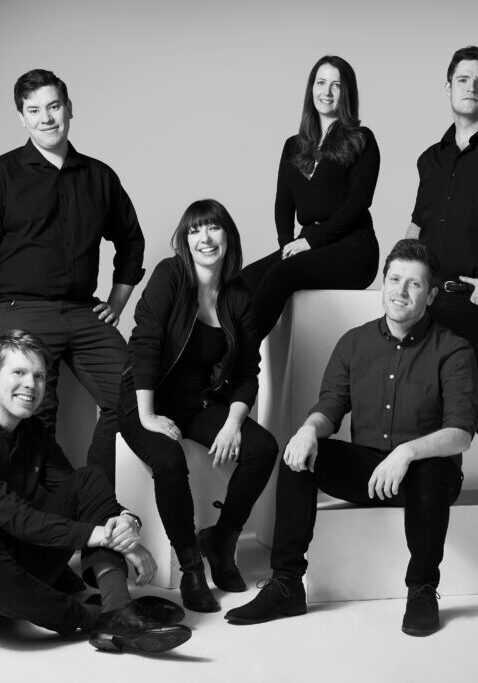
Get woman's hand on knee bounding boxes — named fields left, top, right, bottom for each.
left=209, top=419, right=242, bottom=468
left=282, top=238, right=310, bottom=259
left=140, top=413, right=182, bottom=440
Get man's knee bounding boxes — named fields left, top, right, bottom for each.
left=72, top=465, right=114, bottom=494
left=405, top=458, right=461, bottom=504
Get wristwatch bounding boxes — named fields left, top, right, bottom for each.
left=120, top=509, right=143, bottom=529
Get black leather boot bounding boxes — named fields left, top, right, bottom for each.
left=198, top=526, right=246, bottom=592
left=176, top=545, right=220, bottom=613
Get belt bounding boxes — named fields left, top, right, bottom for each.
left=441, top=280, right=471, bottom=293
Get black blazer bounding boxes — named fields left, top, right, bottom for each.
left=121, top=255, right=260, bottom=413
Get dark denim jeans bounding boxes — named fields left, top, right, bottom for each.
left=271, top=438, right=463, bottom=588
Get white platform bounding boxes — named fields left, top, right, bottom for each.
left=306, top=490, right=478, bottom=602
left=255, top=289, right=478, bottom=601
left=115, top=434, right=238, bottom=588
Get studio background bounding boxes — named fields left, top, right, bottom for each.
left=1, top=0, right=477, bottom=338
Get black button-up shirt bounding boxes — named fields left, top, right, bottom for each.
left=0, top=140, right=145, bottom=301
left=412, top=125, right=478, bottom=280
left=312, top=314, right=478, bottom=465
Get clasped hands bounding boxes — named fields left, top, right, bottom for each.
left=88, top=514, right=140, bottom=554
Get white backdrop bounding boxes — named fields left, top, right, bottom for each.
left=1, top=0, right=477, bottom=339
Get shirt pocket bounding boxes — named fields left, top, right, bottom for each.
left=398, top=380, right=442, bottom=432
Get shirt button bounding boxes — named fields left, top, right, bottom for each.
left=389, top=374, right=394, bottom=379
left=33, top=465, right=39, bottom=472
left=383, top=434, right=388, bottom=439
left=386, top=404, right=391, bottom=410
left=396, top=345, right=401, bottom=350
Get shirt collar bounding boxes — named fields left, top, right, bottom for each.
left=379, top=312, right=431, bottom=346
left=20, top=138, right=86, bottom=168
left=440, top=123, right=478, bottom=150
left=0, top=422, right=19, bottom=448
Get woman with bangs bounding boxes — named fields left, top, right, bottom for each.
left=241, top=55, right=381, bottom=340
left=118, top=199, right=278, bottom=614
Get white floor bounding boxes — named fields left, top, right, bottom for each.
left=2, top=537, right=478, bottom=683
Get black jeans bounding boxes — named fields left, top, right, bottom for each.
left=118, top=402, right=278, bottom=552
left=0, top=300, right=128, bottom=482
left=0, top=467, right=126, bottom=635
left=431, top=292, right=478, bottom=360
left=240, top=234, right=378, bottom=340
left=271, top=439, right=463, bottom=588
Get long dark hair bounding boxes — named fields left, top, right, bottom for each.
left=171, top=199, right=242, bottom=288
left=291, top=55, right=366, bottom=175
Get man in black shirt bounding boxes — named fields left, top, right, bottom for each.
left=0, top=69, right=145, bottom=482
left=0, top=330, right=190, bottom=652
left=407, top=45, right=478, bottom=358
left=226, top=240, right=478, bottom=636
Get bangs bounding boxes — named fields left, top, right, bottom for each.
left=181, top=203, right=224, bottom=233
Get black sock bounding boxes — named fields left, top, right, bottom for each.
left=93, top=563, right=131, bottom=613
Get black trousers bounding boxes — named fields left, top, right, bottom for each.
left=431, top=292, right=478, bottom=359
left=118, top=402, right=278, bottom=552
left=0, top=300, right=128, bottom=482
left=0, top=467, right=126, bottom=635
left=240, top=234, right=379, bottom=340
left=271, top=439, right=463, bottom=588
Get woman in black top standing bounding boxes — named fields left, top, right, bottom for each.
left=241, top=55, right=380, bottom=340
left=118, top=199, right=277, bottom=614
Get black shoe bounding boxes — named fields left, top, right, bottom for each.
left=88, top=600, right=191, bottom=653
left=53, top=565, right=86, bottom=594
left=402, top=584, right=440, bottom=637
left=84, top=594, right=185, bottom=625
left=198, top=526, right=246, bottom=592
left=225, top=576, right=307, bottom=625
left=177, top=545, right=220, bottom=613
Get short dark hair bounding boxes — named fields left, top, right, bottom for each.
left=447, top=46, right=478, bottom=82
left=383, top=239, right=439, bottom=289
left=171, top=199, right=243, bottom=287
left=14, top=69, right=69, bottom=112
left=0, top=329, right=52, bottom=372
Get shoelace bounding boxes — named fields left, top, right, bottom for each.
left=409, top=584, right=441, bottom=601
left=256, top=577, right=292, bottom=598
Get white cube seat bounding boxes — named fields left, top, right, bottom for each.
left=115, top=434, right=235, bottom=588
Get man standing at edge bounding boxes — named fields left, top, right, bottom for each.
left=406, top=46, right=478, bottom=357
left=226, top=240, right=478, bottom=636
left=0, top=68, right=145, bottom=483
left=0, top=329, right=190, bottom=653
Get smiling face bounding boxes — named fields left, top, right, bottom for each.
left=0, top=349, right=46, bottom=431
left=447, top=59, right=478, bottom=120
left=187, top=223, right=227, bottom=272
left=18, top=84, right=72, bottom=153
left=312, top=63, right=341, bottom=120
left=382, top=259, right=437, bottom=337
